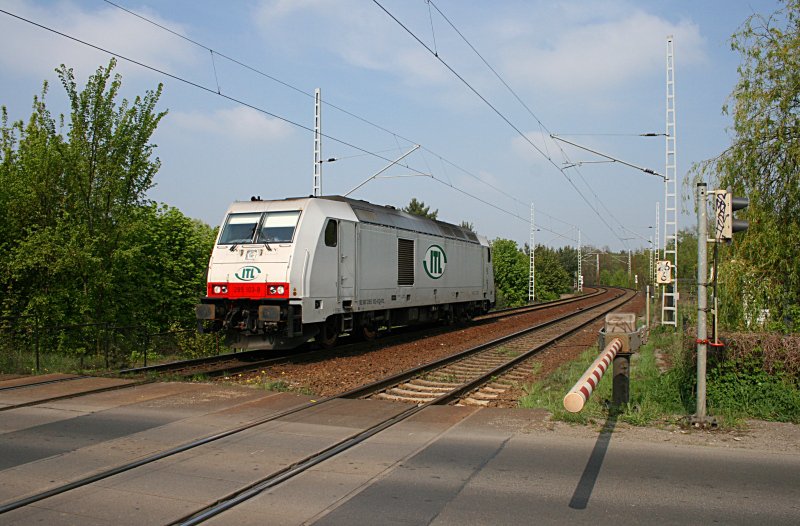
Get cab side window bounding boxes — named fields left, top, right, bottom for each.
left=325, top=219, right=338, bottom=247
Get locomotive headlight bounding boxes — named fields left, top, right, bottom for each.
left=276, top=285, right=285, bottom=295
left=221, top=286, right=228, bottom=293
left=269, top=285, right=277, bottom=295
left=213, top=285, right=222, bottom=294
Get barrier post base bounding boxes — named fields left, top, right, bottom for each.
left=612, top=353, right=632, bottom=407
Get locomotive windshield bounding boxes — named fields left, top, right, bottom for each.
left=257, top=211, right=301, bottom=243
left=218, top=211, right=301, bottom=245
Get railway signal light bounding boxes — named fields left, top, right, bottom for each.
left=714, top=188, right=749, bottom=241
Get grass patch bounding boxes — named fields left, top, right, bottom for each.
left=497, top=346, right=522, bottom=358
left=519, top=325, right=800, bottom=426
left=519, top=327, right=697, bottom=426
left=0, top=348, right=114, bottom=376
left=256, top=378, right=313, bottom=396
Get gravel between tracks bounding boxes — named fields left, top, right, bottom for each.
left=220, top=290, right=799, bottom=453
left=230, top=291, right=640, bottom=399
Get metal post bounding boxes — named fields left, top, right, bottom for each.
left=34, top=317, right=40, bottom=373
left=695, top=182, right=708, bottom=422
left=612, top=353, right=631, bottom=406
left=104, top=323, right=110, bottom=369
left=313, top=88, right=322, bottom=197
left=577, top=229, right=583, bottom=292
left=529, top=203, right=535, bottom=303
left=646, top=286, right=651, bottom=327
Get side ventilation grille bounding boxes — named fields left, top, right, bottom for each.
left=398, top=238, right=415, bottom=286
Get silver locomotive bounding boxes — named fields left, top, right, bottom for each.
left=196, top=195, right=495, bottom=349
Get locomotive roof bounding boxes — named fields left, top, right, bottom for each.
left=231, top=195, right=483, bottom=245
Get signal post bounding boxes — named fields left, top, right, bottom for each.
left=693, top=182, right=748, bottom=425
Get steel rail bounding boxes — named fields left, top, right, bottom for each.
left=0, top=379, right=152, bottom=413
left=342, top=288, right=622, bottom=399
left=0, top=375, right=89, bottom=392
left=0, top=288, right=628, bottom=517
left=119, top=287, right=605, bottom=378
left=118, top=348, right=273, bottom=375
left=171, top=288, right=635, bottom=525
left=480, top=286, right=603, bottom=319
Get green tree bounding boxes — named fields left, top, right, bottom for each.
left=534, top=245, right=572, bottom=301
left=0, top=59, right=168, bottom=330
left=114, top=204, right=216, bottom=329
left=403, top=197, right=438, bottom=219
left=677, top=229, right=698, bottom=297
left=556, top=246, right=579, bottom=277
left=491, top=238, right=529, bottom=307
left=692, top=1, right=800, bottom=329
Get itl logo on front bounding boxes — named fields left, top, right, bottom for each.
left=235, top=265, right=261, bottom=281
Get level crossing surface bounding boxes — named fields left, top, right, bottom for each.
left=0, top=381, right=797, bottom=525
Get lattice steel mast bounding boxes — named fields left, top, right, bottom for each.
left=661, top=36, right=679, bottom=326
left=529, top=204, right=536, bottom=303
left=313, top=88, right=322, bottom=196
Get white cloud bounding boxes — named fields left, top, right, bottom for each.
left=252, top=0, right=707, bottom=110
left=171, top=106, right=293, bottom=142
left=0, top=0, right=200, bottom=80
left=254, top=0, right=450, bottom=88
left=496, top=8, right=707, bottom=96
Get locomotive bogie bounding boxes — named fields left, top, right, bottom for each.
left=197, top=196, right=495, bottom=350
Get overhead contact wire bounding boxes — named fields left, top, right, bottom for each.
left=0, top=8, right=429, bottom=176
left=102, top=1, right=579, bottom=230
left=373, top=0, right=627, bottom=245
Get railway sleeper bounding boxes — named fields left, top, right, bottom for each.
left=376, top=392, right=435, bottom=403
left=469, top=357, right=506, bottom=366
left=415, top=378, right=458, bottom=388
left=459, top=397, right=491, bottom=407
left=469, top=391, right=499, bottom=400
left=489, top=378, right=517, bottom=386
left=400, top=382, right=452, bottom=393
left=448, top=364, right=491, bottom=374
left=385, top=387, right=439, bottom=398
left=430, top=371, right=469, bottom=382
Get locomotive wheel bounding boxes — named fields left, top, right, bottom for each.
left=360, top=323, right=378, bottom=341
left=316, top=317, right=339, bottom=348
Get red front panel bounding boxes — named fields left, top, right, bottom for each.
left=207, top=282, right=290, bottom=299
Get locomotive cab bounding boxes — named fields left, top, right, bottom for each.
left=197, top=203, right=307, bottom=348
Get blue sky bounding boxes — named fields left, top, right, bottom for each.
left=0, top=0, right=783, bottom=251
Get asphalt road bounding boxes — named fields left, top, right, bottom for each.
left=1, top=381, right=798, bottom=525
left=215, top=408, right=800, bottom=526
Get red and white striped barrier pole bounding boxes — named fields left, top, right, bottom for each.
left=563, top=337, right=624, bottom=413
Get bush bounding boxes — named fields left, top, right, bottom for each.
left=682, top=329, right=800, bottom=423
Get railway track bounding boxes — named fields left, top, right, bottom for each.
left=362, top=287, right=631, bottom=406
left=0, top=376, right=146, bottom=412
left=118, top=349, right=290, bottom=379
left=0, top=287, right=635, bottom=524
left=118, top=287, right=606, bottom=380
left=0, top=373, right=88, bottom=392
left=0, top=289, right=608, bottom=412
